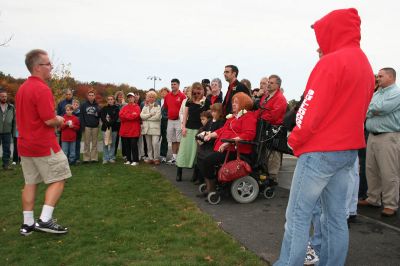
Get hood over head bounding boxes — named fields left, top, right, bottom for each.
left=313, top=8, right=361, bottom=55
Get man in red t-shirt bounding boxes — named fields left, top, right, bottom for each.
left=163, top=78, right=186, bottom=164
left=16, top=49, right=71, bottom=236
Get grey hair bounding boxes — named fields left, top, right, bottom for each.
left=211, top=78, right=222, bottom=88
left=269, top=74, right=282, bottom=87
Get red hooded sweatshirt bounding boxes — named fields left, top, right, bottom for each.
left=288, top=8, right=375, bottom=157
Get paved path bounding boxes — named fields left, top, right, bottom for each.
left=153, top=156, right=400, bottom=265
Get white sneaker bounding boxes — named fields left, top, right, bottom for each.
left=131, top=162, right=138, bottom=166
left=304, top=244, right=319, bottom=265
left=166, top=158, right=176, bottom=165
left=12, top=162, right=17, bottom=165
left=109, top=159, right=116, bottom=163
left=124, top=161, right=131, bottom=165
left=160, top=157, right=167, bottom=163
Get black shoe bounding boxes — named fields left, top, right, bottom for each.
left=20, top=223, right=35, bottom=236
left=176, top=175, right=182, bottom=182
left=347, top=215, right=358, bottom=223
left=3, top=165, right=13, bottom=171
left=35, top=219, right=68, bottom=234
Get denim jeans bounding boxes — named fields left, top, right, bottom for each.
left=274, top=150, right=357, bottom=266
left=346, top=157, right=359, bottom=217
left=61, top=141, right=76, bottom=164
left=0, top=133, right=11, bottom=167
left=310, top=199, right=322, bottom=256
left=102, top=131, right=117, bottom=161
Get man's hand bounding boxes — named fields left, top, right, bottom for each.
left=45, top=116, right=65, bottom=127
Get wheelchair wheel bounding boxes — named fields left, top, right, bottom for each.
left=198, top=183, right=207, bottom=194
left=263, top=187, right=275, bottom=199
left=207, top=192, right=221, bottom=205
left=231, top=176, right=259, bottom=204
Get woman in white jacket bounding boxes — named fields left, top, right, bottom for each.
left=140, top=91, right=162, bottom=164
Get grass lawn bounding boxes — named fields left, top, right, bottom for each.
left=0, top=160, right=267, bottom=266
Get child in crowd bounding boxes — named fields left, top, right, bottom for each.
left=72, top=99, right=82, bottom=163
left=61, top=104, right=80, bottom=164
left=193, top=103, right=225, bottom=186
left=100, top=95, right=119, bottom=164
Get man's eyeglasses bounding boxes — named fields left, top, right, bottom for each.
left=39, top=63, right=52, bottom=67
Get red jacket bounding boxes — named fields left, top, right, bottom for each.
left=213, top=111, right=257, bottom=154
left=61, top=115, right=80, bottom=142
left=288, top=8, right=374, bottom=157
left=256, top=89, right=287, bottom=125
left=119, top=103, right=141, bottom=137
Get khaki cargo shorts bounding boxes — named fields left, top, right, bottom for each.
left=21, top=149, right=72, bottom=185
left=167, top=119, right=182, bottom=143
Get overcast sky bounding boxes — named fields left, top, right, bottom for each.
left=0, top=0, right=399, bottom=100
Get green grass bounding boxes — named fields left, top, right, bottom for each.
left=0, top=161, right=267, bottom=266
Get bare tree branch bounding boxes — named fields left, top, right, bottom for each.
left=0, top=34, right=13, bottom=47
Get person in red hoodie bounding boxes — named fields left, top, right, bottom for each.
left=256, top=74, right=287, bottom=184
left=119, top=92, right=141, bottom=166
left=60, top=104, right=80, bottom=164
left=274, top=8, right=374, bottom=266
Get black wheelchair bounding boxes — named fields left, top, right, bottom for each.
left=199, top=119, right=293, bottom=205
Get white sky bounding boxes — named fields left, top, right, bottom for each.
left=0, top=0, right=399, bottom=100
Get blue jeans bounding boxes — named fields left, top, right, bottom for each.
left=274, top=150, right=357, bottom=266
left=0, top=133, right=12, bottom=167
left=61, top=141, right=76, bottom=164
left=310, top=199, right=322, bottom=256
left=102, top=131, right=117, bottom=161
left=345, top=157, right=359, bottom=217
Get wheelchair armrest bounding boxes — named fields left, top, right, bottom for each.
left=221, top=138, right=256, bottom=146
left=221, top=139, right=236, bottom=143
left=238, top=140, right=257, bottom=146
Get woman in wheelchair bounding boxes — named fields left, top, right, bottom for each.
left=199, top=92, right=257, bottom=197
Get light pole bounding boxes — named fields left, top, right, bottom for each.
left=147, top=75, right=161, bottom=90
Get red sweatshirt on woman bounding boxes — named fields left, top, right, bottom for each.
left=288, top=8, right=375, bottom=157
left=119, top=103, right=141, bottom=137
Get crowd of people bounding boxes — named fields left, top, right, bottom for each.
left=0, top=7, right=398, bottom=266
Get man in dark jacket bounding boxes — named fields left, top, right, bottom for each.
left=57, top=89, right=73, bottom=116
left=222, top=65, right=250, bottom=116
left=80, top=90, right=100, bottom=163
left=100, top=95, right=119, bottom=164
left=0, top=88, right=16, bottom=170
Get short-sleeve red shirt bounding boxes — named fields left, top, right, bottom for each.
left=163, top=91, right=186, bottom=120
left=16, top=76, right=61, bottom=157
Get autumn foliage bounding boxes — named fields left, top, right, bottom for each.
left=0, top=67, right=146, bottom=107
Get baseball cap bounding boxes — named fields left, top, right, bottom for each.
left=127, top=92, right=135, bottom=97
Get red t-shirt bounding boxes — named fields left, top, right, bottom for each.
left=16, top=76, right=61, bottom=157
left=61, top=114, right=80, bottom=142
left=163, top=91, right=186, bottom=120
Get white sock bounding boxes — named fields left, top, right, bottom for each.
left=40, top=205, right=54, bottom=222
left=23, top=211, right=34, bottom=226
left=172, top=154, right=177, bottom=159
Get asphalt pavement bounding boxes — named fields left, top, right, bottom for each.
left=153, top=155, right=400, bottom=266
